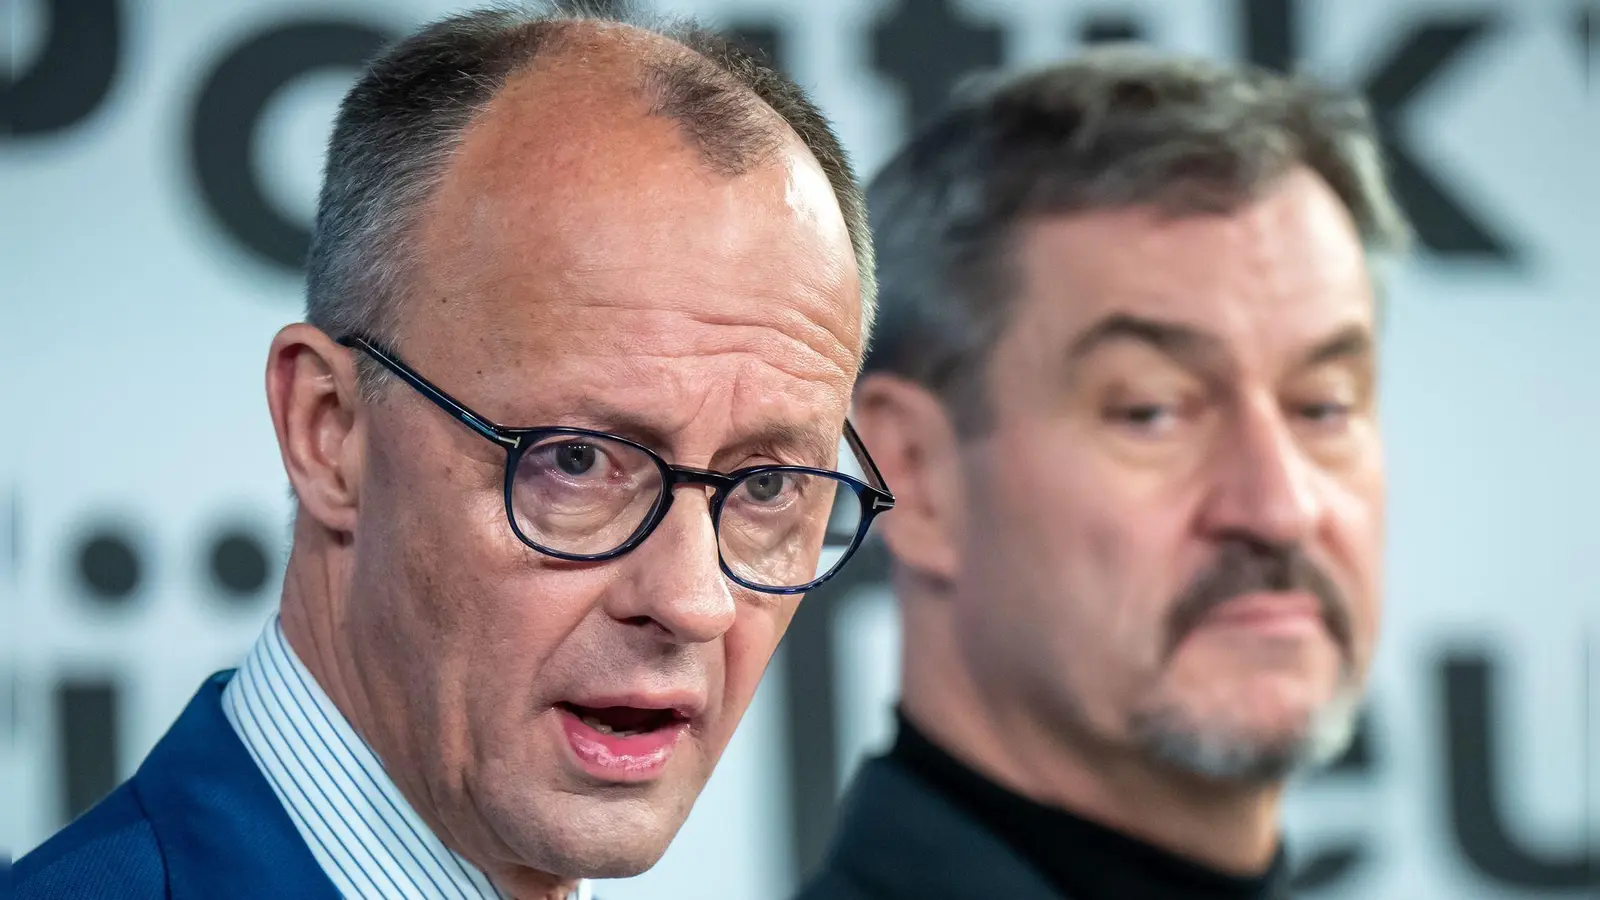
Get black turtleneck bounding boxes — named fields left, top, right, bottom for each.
left=888, top=713, right=1291, bottom=900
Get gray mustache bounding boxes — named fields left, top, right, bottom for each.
left=1164, top=540, right=1354, bottom=660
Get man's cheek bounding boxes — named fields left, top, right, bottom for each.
left=1075, top=520, right=1154, bottom=661
left=712, top=623, right=777, bottom=731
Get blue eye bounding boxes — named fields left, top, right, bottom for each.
left=553, top=443, right=598, bottom=475
left=743, top=472, right=788, bottom=503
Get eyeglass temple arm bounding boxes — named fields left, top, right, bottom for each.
left=344, top=335, right=893, bottom=498
left=843, top=419, right=893, bottom=502
left=337, top=335, right=517, bottom=449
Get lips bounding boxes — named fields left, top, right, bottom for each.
left=562, top=704, right=684, bottom=735
left=555, top=696, right=701, bottom=783
left=1197, top=591, right=1325, bottom=635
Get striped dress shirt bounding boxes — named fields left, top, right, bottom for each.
left=222, top=615, right=593, bottom=900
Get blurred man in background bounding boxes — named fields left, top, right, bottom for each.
left=17, top=4, right=892, bottom=899
left=799, top=49, right=1409, bottom=900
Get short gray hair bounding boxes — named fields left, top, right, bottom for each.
left=304, top=1, right=875, bottom=372
left=864, top=46, right=1411, bottom=434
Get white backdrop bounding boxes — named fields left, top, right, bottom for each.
left=4, top=0, right=1595, bottom=897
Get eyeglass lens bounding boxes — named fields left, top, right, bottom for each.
left=508, top=433, right=864, bottom=589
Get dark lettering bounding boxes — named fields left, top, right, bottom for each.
left=1443, top=651, right=1598, bottom=888
left=1241, top=2, right=1516, bottom=262
left=1080, top=15, right=1147, bottom=46
left=1241, top=0, right=1297, bottom=73
left=207, top=527, right=273, bottom=604
left=1580, top=5, right=1595, bottom=81
left=75, top=527, right=143, bottom=607
left=1289, top=711, right=1378, bottom=891
left=1359, top=16, right=1519, bottom=261
left=189, top=20, right=392, bottom=273
left=1291, top=845, right=1366, bottom=893
left=2, top=0, right=122, bottom=137
left=58, top=679, right=120, bottom=823
left=783, top=540, right=890, bottom=879
left=724, top=21, right=788, bottom=75
left=871, top=0, right=1005, bottom=131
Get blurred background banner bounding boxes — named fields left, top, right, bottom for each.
left=3, top=0, right=1594, bottom=896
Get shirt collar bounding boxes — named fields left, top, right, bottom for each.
left=222, top=614, right=592, bottom=900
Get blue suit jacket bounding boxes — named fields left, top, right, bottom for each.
left=15, top=672, right=340, bottom=899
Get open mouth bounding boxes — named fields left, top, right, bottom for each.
left=556, top=701, right=693, bottom=781
left=556, top=702, right=688, bottom=737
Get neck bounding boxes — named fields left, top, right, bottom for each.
left=276, top=521, right=579, bottom=900
left=482, top=869, right=583, bottom=900
left=897, top=576, right=1283, bottom=876
left=277, top=529, right=371, bottom=751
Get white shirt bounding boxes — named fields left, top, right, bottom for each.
left=222, top=615, right=593, bottom=900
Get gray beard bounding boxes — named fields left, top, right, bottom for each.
left=1127, top=681, right=1365, bottom=784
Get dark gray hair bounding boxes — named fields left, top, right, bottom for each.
left=864, top=45, right=1411, bottom=434
left=304, top=1, right=875, bottom=373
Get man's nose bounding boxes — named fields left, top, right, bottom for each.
left=602, top=490, right=737, bottom=644
left=1198, top=398, right=1324, bottom=547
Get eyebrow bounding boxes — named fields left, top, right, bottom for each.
left=1065, top=313, right=1227, bottom=373
left=729, top=423, right=841, bottom=469
left=548, top=400, right=840, bottom=469
left=1064, top=313, right=1376, bottom=377
left=1298, top=323, right=1373, bottom=369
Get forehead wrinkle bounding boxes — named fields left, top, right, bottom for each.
left=480, top=374, right=844, bottom=473
left=1023, top=168, right=1364, bottom=300
left=492, top=348, right=847, bottom=425
left=464, top=326, right=849, bottom=425
left=479, top=299, right=855, bottom=391
left=1201, top=170, right=1372, bottom=321
left=1064, top=313, right=1235, bottom=386
left=579, top=371, right=838, bottom=464
left=556, top=244, right=858, bottom=343
left=672, top=304, right=856, bottom=385
left=731, top=422, right=840, bottom=470
left=1020, top=172, right=1370, bottom=372
left=458, top=241, right=858, bottom=386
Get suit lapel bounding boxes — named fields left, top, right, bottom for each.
left=820, top=756, right=1065, bottom=900
left=132, top=672, right=341, bottom=900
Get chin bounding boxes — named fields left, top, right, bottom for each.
left=538, top=836, right=673, bottom=881
left=1129, top=679, right=1364, bottom=784
left=475, top=772, right=698, bottom=880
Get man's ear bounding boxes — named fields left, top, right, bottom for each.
left=852, top=373, right=965, bottom=584
left=266, top=324, right=364, bottom=534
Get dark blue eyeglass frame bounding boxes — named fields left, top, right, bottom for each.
left=337, top=334, right=896, bottom=594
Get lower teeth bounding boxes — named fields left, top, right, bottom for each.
left=580, top=715, right=642, bottom=736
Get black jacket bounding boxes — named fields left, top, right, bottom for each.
left=794, top=754, right=1064, bottom=900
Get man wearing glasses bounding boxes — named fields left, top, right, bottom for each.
left=18, top=6, right=887, bottom=900
left=799, top=49, right=1405, bottom=900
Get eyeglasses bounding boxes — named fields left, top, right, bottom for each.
left=337, top=334, right=895, bottom=594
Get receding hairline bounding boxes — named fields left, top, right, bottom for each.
left=376, top=17, right=839, bottom=342
left=305, top=4, right=877, bottom=376
left=476, top=18, right=801, bottom=173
